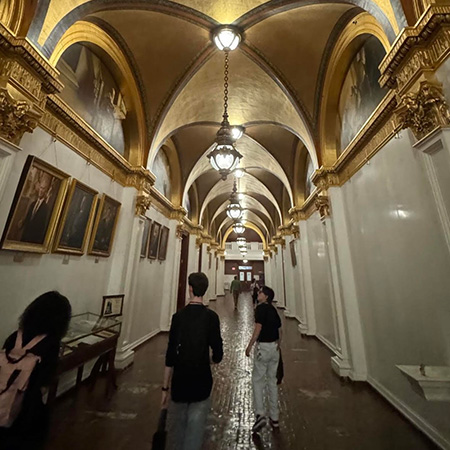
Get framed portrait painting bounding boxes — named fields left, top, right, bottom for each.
left=158, top=226, right=169, bottom=261
left=88, top=194, right=121, bottom=257
left=53, top=179, right=98, bottom=254
left=290, top=240, right=297, bottom=267
left=101, top=294, right=124, bottom=317
left=140, top=218, right=151, bottom=258
left=148, top=221, right=161, bottom=259
left=0, top=156, right=70, bottom=253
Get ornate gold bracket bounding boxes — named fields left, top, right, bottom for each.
left=315, top=194, right=331, bottom=222
left=396, top=80, right=450, bottom=140
left=0, top=88, right=39, bottom=144
left=311, top=167, right=340, bottom=192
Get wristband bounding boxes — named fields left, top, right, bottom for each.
left=162, top=386, right=169, bottom=392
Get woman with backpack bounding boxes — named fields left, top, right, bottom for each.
left=0, top=291, right=71, bottom=450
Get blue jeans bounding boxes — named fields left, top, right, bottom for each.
left=167, top=397, right=211, bottom=450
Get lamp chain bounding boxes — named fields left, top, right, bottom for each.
left=223, top=50, right=229, bottom=122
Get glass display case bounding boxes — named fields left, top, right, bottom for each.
left=60, top=312, right=122, bottom=357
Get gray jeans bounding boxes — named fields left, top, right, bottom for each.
left=252, top=342, right=280, bottom=421
left=167, top=397, right=211, bottom=450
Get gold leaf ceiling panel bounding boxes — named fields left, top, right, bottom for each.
left=150, top=50, right=316, bottom=165
left=174, top=0, right=270, bottom=23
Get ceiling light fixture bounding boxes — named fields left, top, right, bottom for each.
left=234, top=168, right=245, bottom=178
left=233, top=221, right=245, bottom=234
left=226, top=180, right=243, bottom=219
left=213, top=26, right=241, bottom=51
left=207, top=28, right=242, bottom=180
left=231, top=126, right=245, bottom=140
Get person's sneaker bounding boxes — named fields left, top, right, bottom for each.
left=252, top=415, right=267, bottom=433
left=269, top=418, right=279, bottom=429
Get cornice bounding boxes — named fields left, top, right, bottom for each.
left=379, top=5, right=450, bottom=92
left=0, top=24, right=62, bottom=95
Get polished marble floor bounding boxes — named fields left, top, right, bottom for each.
left=46, top=293, right=438, bottom=450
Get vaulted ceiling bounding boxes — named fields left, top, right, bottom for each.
left=28, top=0, right=405, bottom=244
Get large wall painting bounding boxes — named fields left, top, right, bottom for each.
left=57, top=43, right=127, bottom=155
left=338, top=36, right=387, bottom=152
left=152, top=148, right=172, bottom=200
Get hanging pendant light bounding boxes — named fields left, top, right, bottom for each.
left=233, top=221, right=245, bottom=234
left=207, top=30, right=242, bottom=180
left=226, top=180, right=243, bottom=219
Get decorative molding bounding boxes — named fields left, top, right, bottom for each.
left=170, top=206, right=188, bottom=223
left=311, top=166, right=340, bottom=192
left=0, top=88, right=39, bottom=144
left=315, top=194, right=331, bottom=222
left=135, top=193, right=151, bottom=217
left=0, top=24, right=62, bottom=95
left=396, top=80, right=450, bottom=141
left=379, top=5, right=450, bottom=93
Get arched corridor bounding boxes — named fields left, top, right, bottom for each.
left=1, top=1, right=450, bottom=449
left=46, top=294, right=437, bottom=450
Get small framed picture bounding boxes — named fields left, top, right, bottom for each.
left=290, top=240, right=297, bottom=267
left=158, top=226, right=169, bottom=261
left=88, top=194, right=121, bottom=257
left=53, top=179, right=98, bottom=255
left=148, top=221, right=161, bottom=259
left=140, top=218, right=151, bottom=258
left=101, top=294, right=124, bottom=317
left=1, top=156, right=70, bottom=253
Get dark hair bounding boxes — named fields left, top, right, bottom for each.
left=261, top=286, right=275, bottom=303
left=234, top=276, right=237, bottom=280
left=188, top=272, right=209, bottom=297
left=19, top=291, right=72, bottom=340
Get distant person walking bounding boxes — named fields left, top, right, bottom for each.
left=0, top=291, right=72, bottom=450
left=162, top=272, right=223, bottom=450
left=250, top=278, right=260, bottom=306
left=230, top=275, right=241, bottom=310
left=246, top=286, right=282, bottom=433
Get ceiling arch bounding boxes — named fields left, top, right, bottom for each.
left=150, top=50, right=316, bottom=165
left=209, top=194, right=274, bottom=229
left=199, top=173, right=282, bottom=224
left=221, top=217, right=269, bottom=249
left=181, top=131, right=295, bottom=207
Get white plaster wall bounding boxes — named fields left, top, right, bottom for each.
left=0, top=128, right=182, bottom=364
left=342, top=130, right=450, bottom=446
left=0, top=128, right=118, bottom=344
left=306, top=212, right=337, bottom=349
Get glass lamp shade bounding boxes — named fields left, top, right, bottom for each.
left=213, top=27, right=241, bottom=51
left=236, top=237, right=246, bottom=244
left=226, top=201, right=242, bottom=219
left=240, top=249, right=248, bottom=255
left=234, top=168, right=245, bottom=178
left=231, top=126, right=244, bottom=140
left=208, top=144, right=242, bottom=180
left=233, top=222, right=245, bottom=234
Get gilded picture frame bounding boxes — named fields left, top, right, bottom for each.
left=88, top=194, right=121, bottom=257
left=290, top=240, right=297, bottom=267
left=53, top=179, right=98, bottom=255
left=158, top=226, right=169, bottom=261
left=148, top=221, right=161, bottom=259
left=0, top=156, right=70, bottom=253
left=140, top=218, right=151, bottom=258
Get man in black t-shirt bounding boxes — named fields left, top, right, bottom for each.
left=246, top=286, right=282, bottom=433
left=162, top=272, right=223, bottom=450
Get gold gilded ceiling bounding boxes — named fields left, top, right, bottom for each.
left=14, top=0, right=408, bottom=242
left=175, top=0, right=269, bottom=23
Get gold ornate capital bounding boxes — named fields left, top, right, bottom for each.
left=272, top=235, right=285, bottom=248
left=0, top=88, right=39, bottom=144
left=315, top=194, right=331, bottom=222
left=396, top=80, right=450, bottom=141
left=311, top=167, right=340, bottom=192
left=135, top=192, right=151, bottom=217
